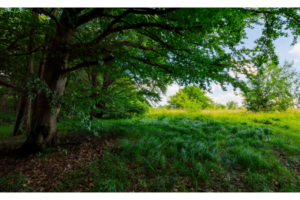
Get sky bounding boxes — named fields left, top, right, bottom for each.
left=158, top=23, right=300, bottom=107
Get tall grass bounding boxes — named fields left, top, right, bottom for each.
left=56, top=113, right=300, bottom=192
left=2, top=108, right=300, bottom=192
left=147, top=108, right=300, bottom=146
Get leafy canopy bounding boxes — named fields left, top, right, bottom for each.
left=167, top=86, right=214, bottom=110
left=1, top=8, right=300, bottom=121
left=226, top=101, right=239, bottom=110
left=242, top=60, right=300, bottom=112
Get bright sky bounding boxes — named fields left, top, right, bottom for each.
left=158, top=24, right=300, bottom=107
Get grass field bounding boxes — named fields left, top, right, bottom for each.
left=1, top=109, right=300, bottom=192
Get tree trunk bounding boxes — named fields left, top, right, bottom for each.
left=94, top=102, right=106, bottom=119
left=12, top=10, right=37, bottom=136
left=11, top=95, right=27, bottom=136
left=0, top=89, right=12, bottom=110
left=90, top=71, right=98, bottom=119
left=31, top=9, right=58, bottom=134
left=17, top=9, right=74, bottom=154
left=31, top=35, right=49, bottom=133
left=91, top=75, right=113, bottom=119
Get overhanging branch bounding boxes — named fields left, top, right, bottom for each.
left=59, top=56, right=115, bottom=74
left=133, top=57, right=173, bottom=73
left=0, top=80, right=17, bottom=89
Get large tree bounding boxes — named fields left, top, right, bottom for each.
left=1, top=8, right=300, bottom=154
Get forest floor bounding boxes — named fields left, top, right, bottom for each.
left=1, top=109, right=300, bottom=192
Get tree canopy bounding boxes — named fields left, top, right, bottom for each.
left=242, top=60, right=300, bottom=112
left=167, top=85, right=214, bottom=110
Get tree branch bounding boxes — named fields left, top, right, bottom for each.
left=34, top=8, right=61, bottom=26
left=12, top=45, right=44, bottom=56
left=59, top=56, right=115, bottom=74
left=130, top=8, right=180, bottom=15
left=133, top=57, right=173, bottom=73
left=76, top=8, right=104, bottom=28
left=0, top=80, right=17, bottom=89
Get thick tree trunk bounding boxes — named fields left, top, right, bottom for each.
left=31, top=9, right=58, bottom=133
left=17, top=10, right=74, bottom=154
left=31, top=35, right=49, bottom=132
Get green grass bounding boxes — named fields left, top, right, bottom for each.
left=1, top=109, right=300, bottom=192
left=147, top=108, right=300, bottom=147
left=0, top=125, right=13, bottom=140
left=55, top=112, right=300, bottom=192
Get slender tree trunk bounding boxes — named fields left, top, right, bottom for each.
left=18, top=9, right=74, bottom=154
left=11, top=96, right=27, bottom=135
left=92, top=76, right=113, bottom=119
left=90, top=71, right=98, bottom=119
left=12, top=10, right=37, bottom=136
left=12, top=63, right=34, bottom=136
left=0, top=89, right=12, bottom=110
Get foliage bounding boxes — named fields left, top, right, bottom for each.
left=214, top=103, right=226, bottom=110
left=167, top=86, right=214, bottom=111
left=226, top=101, right=239, bottom=110
left=242, top=60, right=300, bottom=112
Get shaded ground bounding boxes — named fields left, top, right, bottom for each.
left=0, top=132, right=116, bottom=192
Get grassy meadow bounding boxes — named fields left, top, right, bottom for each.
left=1, top=108, right=300, bottom=192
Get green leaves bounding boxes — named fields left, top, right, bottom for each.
left=242, top=60, right=300, bottom=112
left=167, top=86, right=214, bottom=111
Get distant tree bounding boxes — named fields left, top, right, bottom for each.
left=167, top=86, right=214, bottom=110
left=226, top=101, right=239, bottom=109
left=242, top=60, right=300, bottom=112
left=214, top=103, right=226, bottom=110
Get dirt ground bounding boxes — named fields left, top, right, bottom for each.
left=0, top=132, right=116, bottom=192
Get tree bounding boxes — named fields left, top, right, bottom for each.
left=214, top=103, right=226, bottom=110
left=1, top=8, right=300, bottom=154
left=242, top=60, right=300, bottom=112
left=226, top=101, right=239, bottom=110
left=167, top=86, right=214, bottom=110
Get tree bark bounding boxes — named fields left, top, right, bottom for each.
left=31, top=9, right=58, bottom=135
left=31, top=35, right=49, bottom=133
left=17, top=9, right=74, bottom=154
